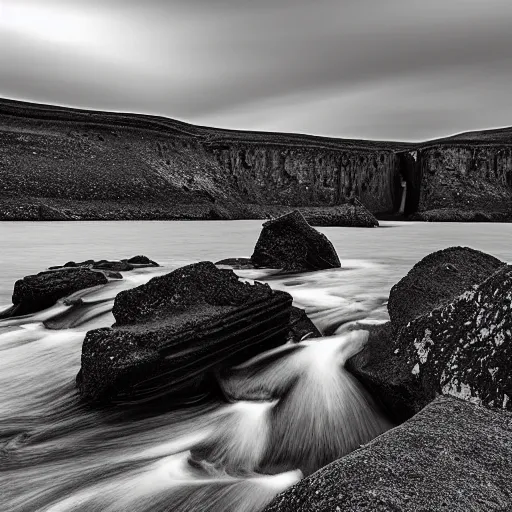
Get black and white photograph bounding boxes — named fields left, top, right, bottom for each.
left=1, top=1, right=511, bottom=511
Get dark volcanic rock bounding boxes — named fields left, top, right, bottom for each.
left=215, top=258, right=255, bottom=270
left=126, top=255, right=159, bottom=266
left=288, top=306, right=322, bottom=341
left=387, top=246, right=504, bottom=328
left=77, top=261, right=293, bottom=404
left=50, top=255, right=159, bottom=272
left=265, top=396, right=512, bottom=512
left=394, top=263, right=512, bottom=412
left=0, top=268, right=108, bottom=318
left=349, top=248, right=510, bottom=421
left=251, top=211, right=341, bottom=273
left=410, top=208, right=511, bottom=222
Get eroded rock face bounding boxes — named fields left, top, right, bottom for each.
left=77, top=261, right=294, bottom=404
left=251, top=211, right=341, bottom=272
left=396, top=264, right=512, bottom=412
left=0, top=268, right=108, bottom=318
left=387, top=246, right=505, bottom=328
left=264, top=397, right=512, bottom=512
left=348, top=247, right=510, bottom=420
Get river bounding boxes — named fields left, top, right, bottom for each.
left=1, top=221, right=511, bottom=512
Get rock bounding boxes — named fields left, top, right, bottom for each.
left=49, top=255, right=159, bottom=272
left=0, top=268, right=108, bottom=318
left=393, top=263, right=512, bottom=412
left=215, top=258, right=255, bottom=270
left=348, top=248, right=510, bottom=421
left=300, top=203, right=379, bottom=228
left=126, top=255, right=159, bottom=266
left=410, top=208, right=510, bottom=222
left=346, top=322, right=413, bottom=422
left=92, top=260, right=134, bottom=272
left=264, top=396, right=512, bottom=512
left=251, top=211, right=341, bottom=273
left=387, top=246, right=504, bottom=328
left=288, top=306, right=322, bottom=341
left=38, top=204, right=70, bottom=220
left=77, top=261, right=293, bottom=404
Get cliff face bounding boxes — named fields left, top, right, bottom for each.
left=210, top=145, right=401, bottom=212
left=0, top=97, right=511, bottom=221
left=417, top=145, right=512, bottom=213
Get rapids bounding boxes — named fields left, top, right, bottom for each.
left=1, top=220, right=511, bottom=511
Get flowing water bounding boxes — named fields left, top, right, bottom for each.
left=1, top=221, right=511, bottom=512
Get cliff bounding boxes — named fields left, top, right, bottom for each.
left=0, top=98, right=511, bottom=220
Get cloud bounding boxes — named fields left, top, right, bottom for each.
left=1, top=0, right=512, bottom=140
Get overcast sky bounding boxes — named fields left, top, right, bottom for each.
left=1, top=0, right=512, bottom=141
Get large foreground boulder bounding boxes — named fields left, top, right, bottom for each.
left=265, top=396, right=512, bottom=512
left=251, top=211, right=341, bottom=272
left=387, top=246, right=505, bottom=328
left=0, top=268, right=108, bottom=318
left=348, top=247, right=510, bottom=421
left=77, top=261, right=294, bottom=404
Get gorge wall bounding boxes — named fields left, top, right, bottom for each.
left=0, top=98, right=511, bottom=220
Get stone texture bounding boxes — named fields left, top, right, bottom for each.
left=348, top=248, right=511, bottom=421
left=251, top=211, right=341, bottom=272
left=77, top=261, right=294, bottom=404
left=417, top=145, right=512, bottom=215
left=0, top=268, right=108, bottom=318
left=387, top=246, right=505, bottom=328
left=287, top=306, right=322, bottom=341
left=265, top=396, right=512, bottom=512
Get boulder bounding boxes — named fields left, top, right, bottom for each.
left=0, top=268, right=108, bottom=318
left=251, top=211, right=341, bottom=273
left=265, top=396, right=512, bottom=512
left=77, top=261, right=294, bottom=404
left=287, top=306, right=322, bottom=341
left=299, top=204, right=379, bottom=228
left=348, top=248, right=511, bottom=421
left=387, top=246, right=504, bottom=328
left=125, top=255, right=159, bottom=266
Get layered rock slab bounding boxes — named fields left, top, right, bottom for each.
left=0, top=268, right=108, bottom=318
left=77, top=261, right=294, bottom=404
left=265, top=396, right=512, bottom=512
left=251, top=211, right=341, bottom=273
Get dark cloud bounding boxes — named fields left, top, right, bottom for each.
left=1, top=0, right=512, bottom=140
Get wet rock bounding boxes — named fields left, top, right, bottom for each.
left=38, top=204, right=70, bottom=220
left=126, top=255, right=159, bottom=266
left=393, top=263, right=512, bottom=413
left=288, top=306, right=322, bottom=341
left=251, top=211, right=341, bottom=273
left=265, top=396, right=512, bottom=512
left=348, top=248, right=510, bottom=421
left=77, top=261, right=293, bottom=404
left=387, top=246, right=504, bottom=328
left=346, top=322, right=414, bottom=422
left=0, top=268, right=108, bottom=318
left=215, top=258, right=255, bottom=270
left=49, top=255, right=159, bottom=272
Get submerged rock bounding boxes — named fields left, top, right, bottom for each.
left=251, top=211, right=341, bottom=273
left=0, top=268, right=108, bottom=318
left=387, top=246, right=505, bottom=328
left=348, top=247, right=510, bottom=420
left=49, top=255, right=159, bottom=272
left=265, top=396, right=512, bottom=512
left=215, top=258, right=255, bottom=270
left=77, top=261, right=294, bottom=404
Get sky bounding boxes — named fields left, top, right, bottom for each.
left=1, top=0, right=512, bottom=141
